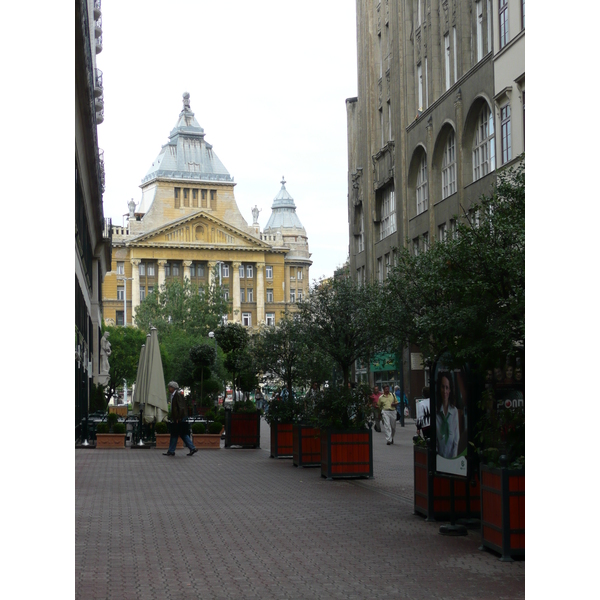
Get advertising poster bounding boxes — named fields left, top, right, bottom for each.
left=433, top=356, right=469, bottom=477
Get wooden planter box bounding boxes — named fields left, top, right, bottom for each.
left=155, top=434, right=192, bottom=449
left=95, top=433, right=126, bottom=448
left=293, top=424, right=321, bottom=467
left=414, top=446, right=480, bottom=520
left=480, top=463, right=525, bottom=561
left=270, top=423, right=294, bottom=458
left=321, top=428, right=373, bottom=479
left=225, top=412, right=261, bottom=448
left=193, top=434, right=221, bottom=449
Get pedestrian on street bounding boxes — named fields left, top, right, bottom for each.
left=164, top=381, right=197, bottom=457
left=370, top=385, right=382, bottom=432
left=378, top=384, right=398, bottom=445
left=394, top=385, right=405, bottom=427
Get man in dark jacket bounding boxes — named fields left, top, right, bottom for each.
left=164, top=381, right=197, bottom=457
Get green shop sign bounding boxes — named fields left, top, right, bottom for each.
left=370, top=353, right=397, bottom=372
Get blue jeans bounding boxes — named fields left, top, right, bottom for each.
left=168, top=422, right=195, bottom=453
left=396, top=405, right=405, bottom=426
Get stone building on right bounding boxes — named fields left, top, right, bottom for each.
left=346, top=0, right=524, bottom=399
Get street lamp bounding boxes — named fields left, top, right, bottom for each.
left=116, top=276, right=133, bottom=326
left=208, top=331, right=219, bottom=407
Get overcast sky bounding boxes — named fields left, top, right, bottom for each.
left=97, top=0, right=358, bottom=282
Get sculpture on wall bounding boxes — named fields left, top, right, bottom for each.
left=100, top=331, right=111, bottom=376
left=251, top=205, right=261, bottom=224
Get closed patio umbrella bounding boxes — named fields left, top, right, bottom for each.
left=141, top=327, right=168, bottom=424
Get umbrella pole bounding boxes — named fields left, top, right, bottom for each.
left=137, top=407, right=145, bottom=446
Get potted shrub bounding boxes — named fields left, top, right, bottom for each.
left=191, top=421, right=222, bottom=449
left=95, top=420, right=127, bottom=448
left=313, top=385, right=374, bottom=480
left=225, top=400, right=261, bottom=448
left=154, top=419, right=191, bottom=450
left=265, top=392, right=301, bottom=459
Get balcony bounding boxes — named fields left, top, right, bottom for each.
left=94, top=69, right=103, bottom=98
left=98, top=148, right=105, bottom=193
left=93, top=0, right=102, bottom=20
left=95, top=32, right=102, bottom=54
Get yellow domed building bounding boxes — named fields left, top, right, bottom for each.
left=103, top=93, right=311, bottom=329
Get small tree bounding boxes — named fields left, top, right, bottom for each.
left=298, top=277, right=385, bottom=388
left=189, top=342, right=217, bottom=405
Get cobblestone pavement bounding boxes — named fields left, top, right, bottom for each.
left=76, top=418, right=524, bottom=600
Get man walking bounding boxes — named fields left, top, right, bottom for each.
left=370, top=385, right=382, bottom=432
left=378, top=384, right=398, bottom=445
left=164, top=381, right=198, bottom=457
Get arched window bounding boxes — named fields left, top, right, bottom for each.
left=416, top=154, right=428, bottom=215
left=442, top=132, right=457, bottom=199
left=473, top=103, right=495, bottom=181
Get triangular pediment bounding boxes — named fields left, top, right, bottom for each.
left=127, top=211, right=272, bottom=250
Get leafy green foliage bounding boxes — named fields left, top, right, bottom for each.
left=383, top=161, right=525, bottom=370
left=104, top=325, right=147, bottom=398
left=134, top=279, right=228, bottom=339
left=191, top=422, right=206, bottom=434
left=298, top=277, right=385, bottom=387
left=155, top=421, right=168, bottom=434
left=310, top=384, right=373, bottom=430
left=208, top=422, right=223, bottom=435
left=263, top=394, right=302, bottom=425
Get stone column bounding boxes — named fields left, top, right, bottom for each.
left=157, top=260, right=167, bottom=289
left=183, top=260, right=192, bottom=283
left=207, top=261, right=217, bottom=288
left=284, top=263, right=291, bottom=304
left=232, top=261, right=241, bottom=323
left=256, top=262, right=265, bottom=324
left=130, top=259, right=141, bottom=322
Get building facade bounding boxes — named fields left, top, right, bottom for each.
left=347, top=0, right=524, bottom=403
left=103, top=94, right=311, bottom=329
left=75, top=0, right=112, bottom=438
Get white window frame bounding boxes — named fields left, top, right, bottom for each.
left=117, top=286, right=124, bottom=301
left=139, top=263, right=145, bottom=276
left=385, top=253, right=391, bottom=278
left=247, top=288, right=253, bottom=303
left=444, top=34, right=451, bottom=91
left=473, top=103, right=495, bottom=181
left=266, top=288, right=274, bottom=303
left=222, top=264, right=229, bottom=278
left=499, top=0, right=509, bottom=49
left=417, top=63, right=423, bottom=111
left=379, top=186, right=397, bottom=240
left=240, top=288, right=245, bottom=303
left=453, top=27, right=458, bottom=83
left=422, top=232, right=429, bottom=253
left=140, top=287, right=146, bottom=302
left=500, top=103, right=512, bottom=164
left=239, top=265, right=245, bottom=278
left=223, top=287, right=229, bottom=301
left=438, top=223, right=447, bottom=241
left=266, top=313, right=275, bottom=326
left=424, top=57, right=429, bottom=109
left=377, top=258, right=383, bottom=283
left=416, top=154, right=429, bottom=215
left=297, top=269, right=303, bottom=280
left=265, top=265, right=273, bottom=279
left=246, top=265, right=253, bottom=278
left=147, top=263, right=155, bottom=277
left=413, top=238, right=420, bottom=257
left=290, top=289, right=296, bottom=303
left=117, top=262, right=124, bottom=275
left=441, top=132, right=457, bottom=199
left=297, top=289, right=303, bottom=302
left=242, top=313, right=252, bottom=327
left=487, top=0, right=492, bottom=53
left=476, top=0, right=483, bottom=61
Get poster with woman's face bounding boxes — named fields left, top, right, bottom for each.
left=434, top=358, right=469, bottom=477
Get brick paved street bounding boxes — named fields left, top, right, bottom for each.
left=75, top=418, right=524, bottom=600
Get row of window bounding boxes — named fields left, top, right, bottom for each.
left=113, top=309, right=278, bottom=328
left=174, top=187, right=217, bottom=210
left=116, top=261, right=304, bottom=281
left=116, top=284, right=301, bottom=304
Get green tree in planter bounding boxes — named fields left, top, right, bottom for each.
left=310, top=384, right=372, bottom=430
left=382, top=161, right=525, bottom=370
left=298, top=277, right=385, bottom=388
left=189, top=342, right=217, bottom=405
left=254, top=315, right=333, bottom=401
